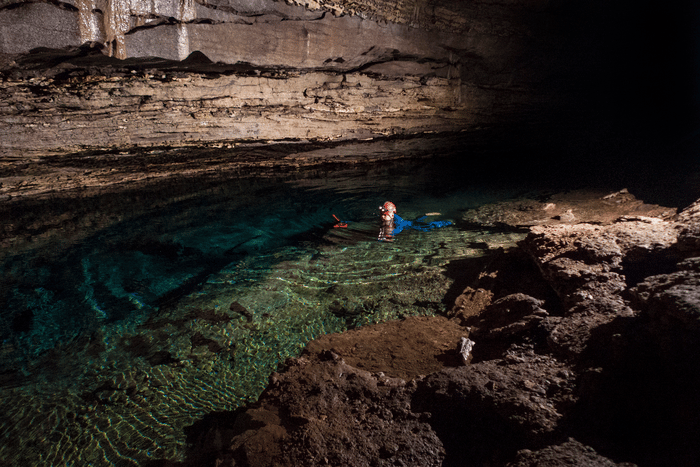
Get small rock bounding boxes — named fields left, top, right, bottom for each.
left=456, top=337, right=475, bottom=365
left=230, top=301, right=253, bottom=321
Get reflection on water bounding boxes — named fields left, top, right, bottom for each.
left=0, top=155, right=593, bottom=465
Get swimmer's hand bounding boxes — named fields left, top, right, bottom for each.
left=424, top=212, right=441, bottom=216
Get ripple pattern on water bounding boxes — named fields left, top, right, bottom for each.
left=0, top=157, right=529, bottom=466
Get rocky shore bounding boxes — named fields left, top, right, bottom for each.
left=170, top=190, right=700, bottom=467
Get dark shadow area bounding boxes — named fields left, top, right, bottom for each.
left=564, top=313, right=700, bottom=467
left=440, top=253, right=493, bottom=310
left=443, top=247, right=563, bottom=317
left=411, top=373, right=533, bottom=467
left=621, top=252, right=683, bottom=289
left=143, top=409, right=245, bottom=467
left=586, top=0, right=700, bottom=139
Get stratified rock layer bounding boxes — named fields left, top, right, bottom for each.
left=0, top=0, right=585, bottom=164
left=0, top=52, right=473, bottom=158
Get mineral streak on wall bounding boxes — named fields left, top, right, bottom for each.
left=77, top=0, right=100, bottom=44
left=104, top=0, right=131, bottom=59
left=99, top=0, right=196, bottom=59
left=177, top=0, right=196, bottom=60
left=0, top=0, right=200, bottom=58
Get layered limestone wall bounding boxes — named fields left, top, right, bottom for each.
left=0, top=0, right=549, bottom=60
left=0, top=0, right=582, bottom=161
left=0, top=66, right=479, bottom=157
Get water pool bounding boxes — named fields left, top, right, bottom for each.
left=0, top=151, right=679, bottom=466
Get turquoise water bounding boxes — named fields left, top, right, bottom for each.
left=0, top=152, right=657, bottom=466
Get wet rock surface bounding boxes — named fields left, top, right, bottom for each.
left=175, top=191, right=700, bottom=467
left=460, top=189, right=677, bottom=230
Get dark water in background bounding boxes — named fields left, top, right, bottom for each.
left=0, top=145, right=697, bottom=465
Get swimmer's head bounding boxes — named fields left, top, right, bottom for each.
left=381, top=201, right=396, bottom=213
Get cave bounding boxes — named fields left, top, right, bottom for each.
left=1, top=1, right=699, bottom=466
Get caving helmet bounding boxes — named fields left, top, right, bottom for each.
left=380, top=201, right=396, bottom=214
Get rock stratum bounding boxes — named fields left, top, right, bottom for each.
left=176, top=192, right=700, bottom=467
left=0, top=0, right=592, bottom=165
left=2, top=0, right=696, bottom=202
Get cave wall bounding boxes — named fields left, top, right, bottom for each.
left=0, top=0, right=586, bottom=159
left=1, top=0, right=699, bottom=165
left=0, top=0, right=556, bottom=63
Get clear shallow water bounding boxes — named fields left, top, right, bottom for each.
left=0, top=154, right=649, bottom=465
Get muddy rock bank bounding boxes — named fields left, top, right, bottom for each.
left=164, top=190, right=700, bottom=467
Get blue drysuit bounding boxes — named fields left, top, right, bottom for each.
left=392, top=214, right=452, bottom=235
left=379, top=213, right=451, bottom=241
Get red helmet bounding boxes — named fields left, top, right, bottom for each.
left=382, top=201, right=396, bottom=213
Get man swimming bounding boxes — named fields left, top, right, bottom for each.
left=378, top=201, right=397, bottom=241
left=377, top=201, right=452, bottom=242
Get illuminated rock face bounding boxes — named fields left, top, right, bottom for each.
left=2, top=0, right=695, bottom=176
left=0, top=0, right=585, bottom=161
left=0, top=67, right=473, bottom=155
left=0, top=0, right=555, bottom=64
